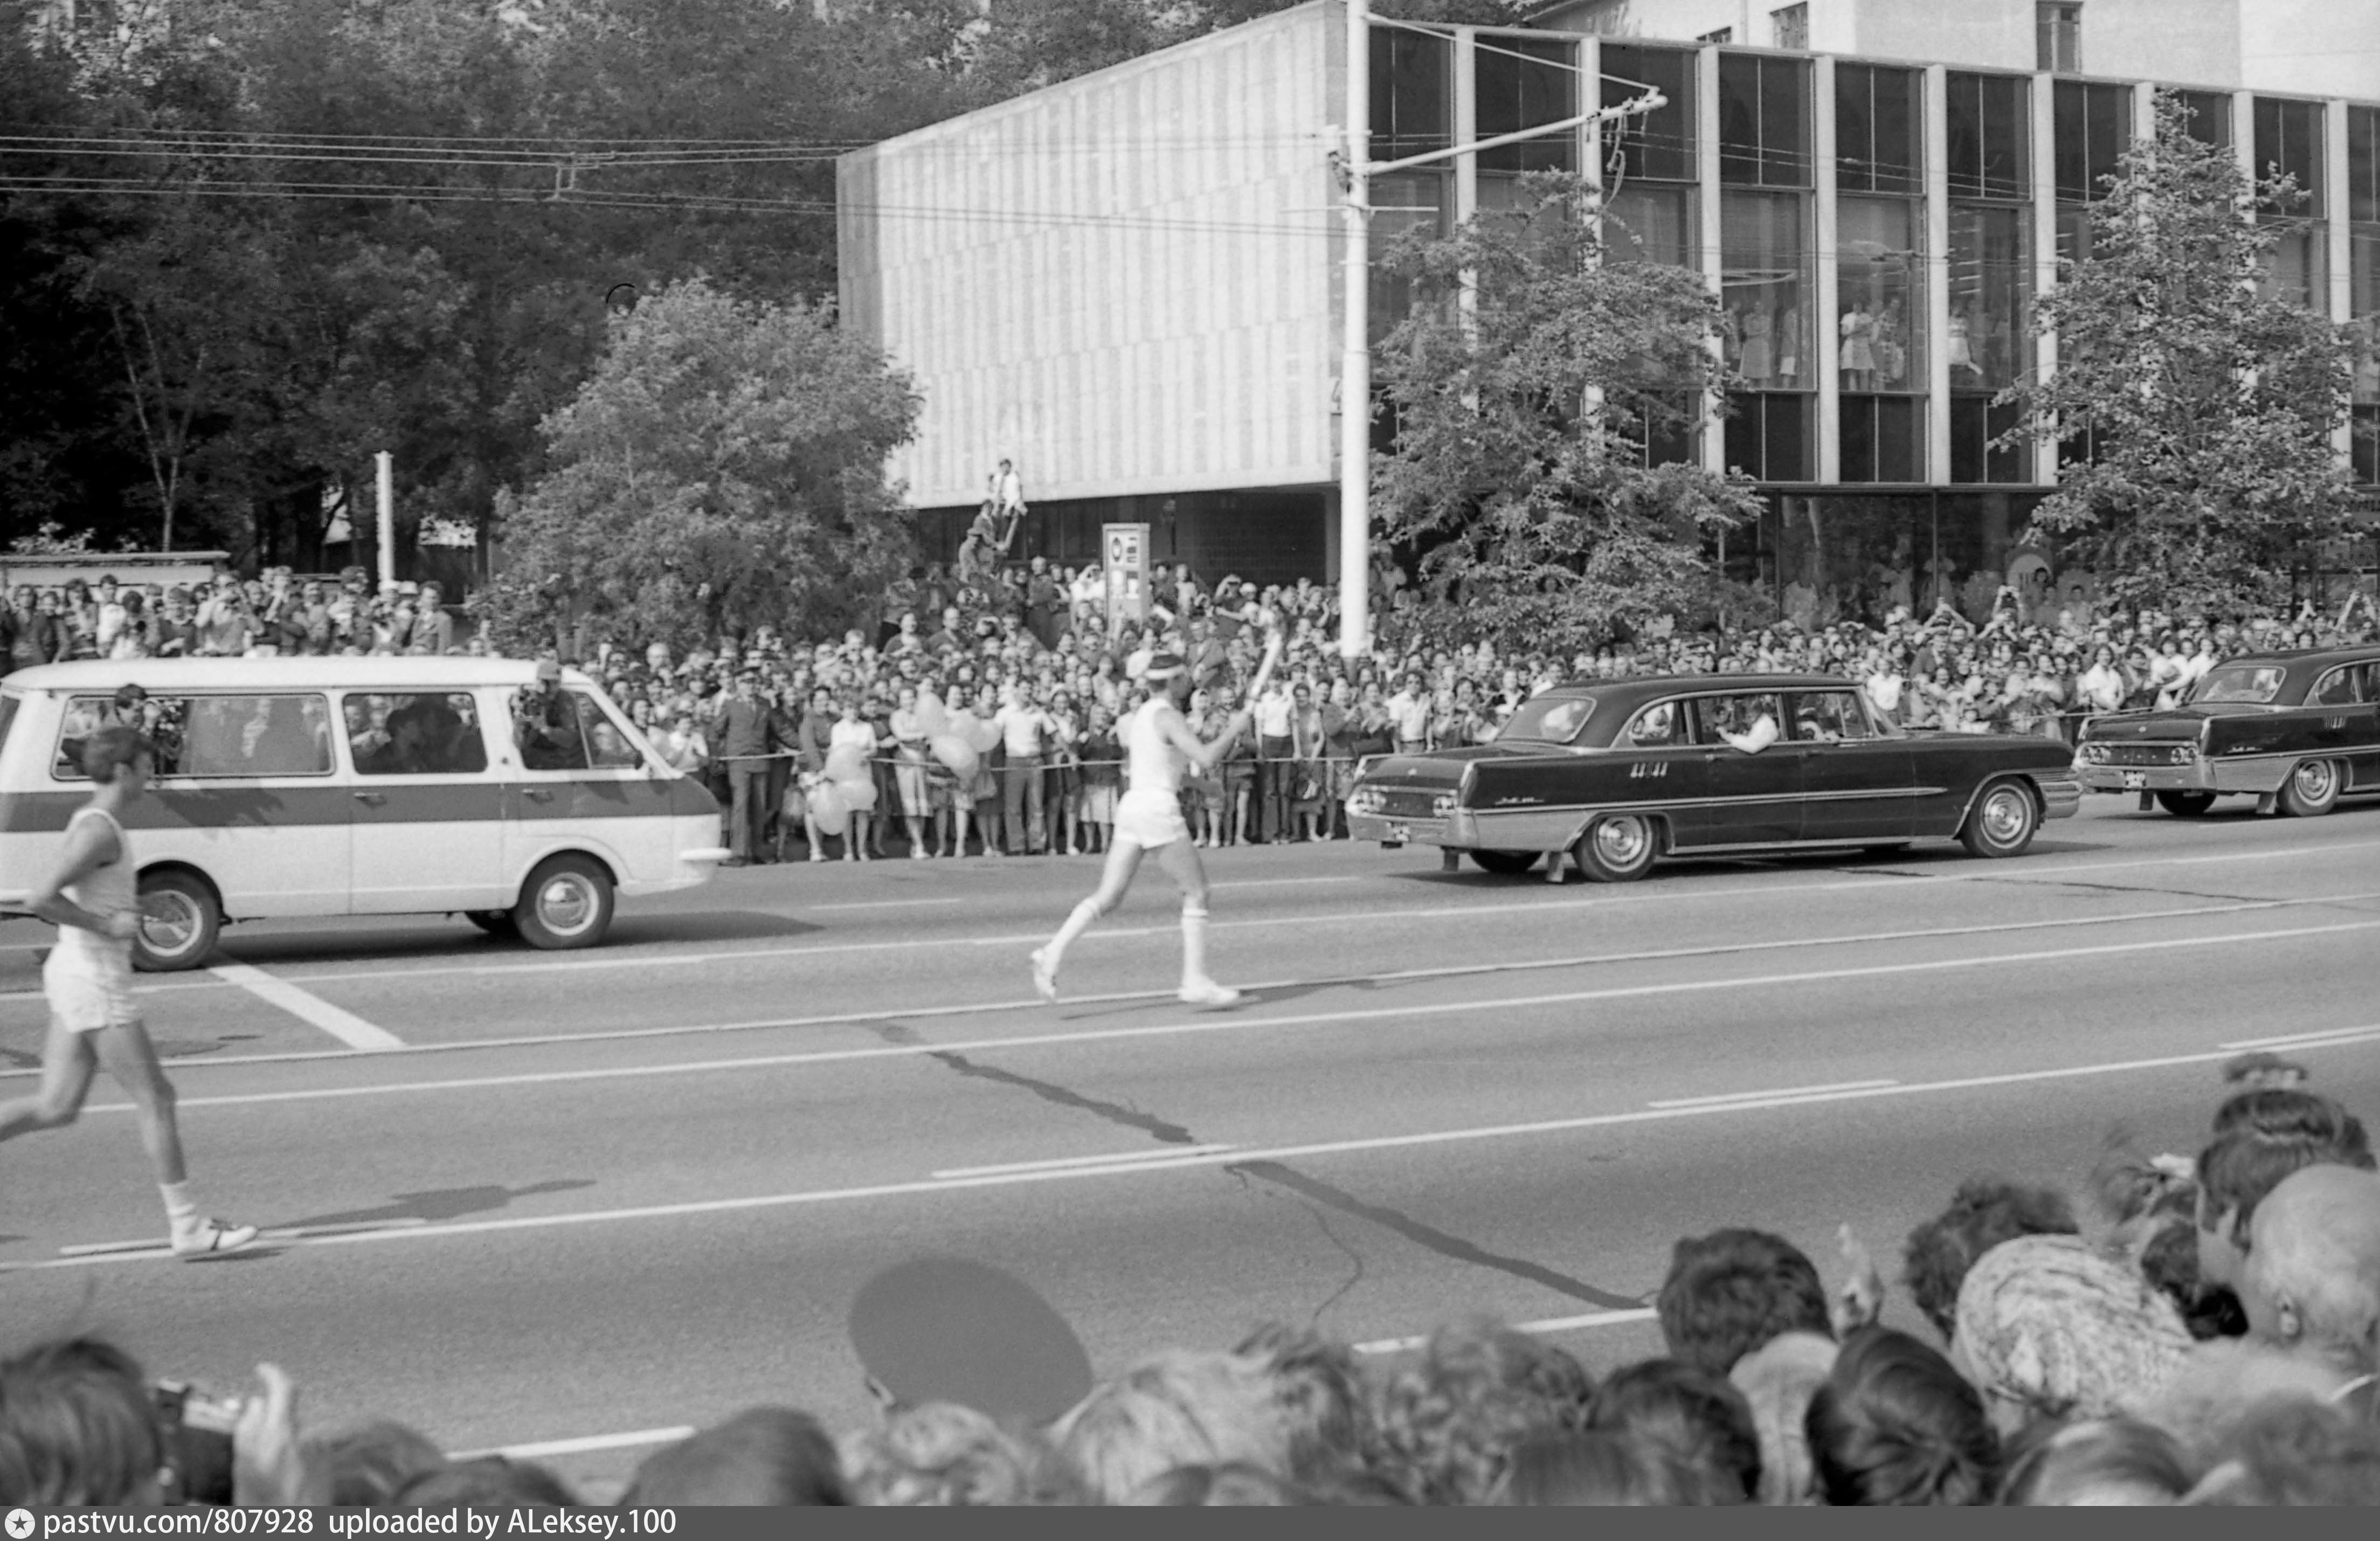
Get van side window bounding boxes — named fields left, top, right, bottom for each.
left=52, top=694, right=332, bottom=780
left=509, top=687, right=642, bottom=772
left=344, top=693, right=489, bottom=776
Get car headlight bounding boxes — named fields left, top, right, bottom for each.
left=1347, top=787, right=1381, bottom=816
left=1432, top=793, right=1457, bottom=817
left=2168, top=745, right=2195, bottom=765
left=2080, top=742, right=2110, bottom=763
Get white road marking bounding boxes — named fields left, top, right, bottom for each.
left=2219, top=1024, right=2380, bottom=1052
left=1650, top=1079, right=1898, bottom=1109
left=64, top=915, right=2377, bottom=1117
left=803, top=897, right=967, bottom=911
left=933, top=1144, right=1241, bottom=1179
left=12, top=886, right=2367, bottom=1081
left=1212, top=875, right=1367, bottom=889
left=208, top=963, right=407, bottom=1052
left=1354, top=1308, right=1658, bottom=1355
left=18, top=1028, right=2359, bottom=1274
left=129, top=834, right=2380, bottom=991
left=452, top=1427, right=697, bottom=1462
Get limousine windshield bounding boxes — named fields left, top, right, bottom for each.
left=1496, top=695, right=1596, bottom=744
left=2191, top=666, right=2286, bottom=705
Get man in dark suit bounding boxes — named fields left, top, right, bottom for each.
left=708, top=671, right=791, bottom=867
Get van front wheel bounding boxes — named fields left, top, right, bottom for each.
left=133, top=870, right=219, bottom=972
left=513, top=855, right=614, bottom=951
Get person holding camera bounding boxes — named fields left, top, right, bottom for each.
left=0, top=726, right=258, bottom=1259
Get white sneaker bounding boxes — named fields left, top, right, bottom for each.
left=171, top=1218, right=260, bottom=1260
left=1030, top=947, right=1060, bottom=1004
left=1178, top=979, right=1243, bottom=1008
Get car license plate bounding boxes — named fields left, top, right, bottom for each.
left=2121, top=772, right=2146, bottom=789
left=1386, top=822, right=1411, bottom=845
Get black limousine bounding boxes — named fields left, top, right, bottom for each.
left=2075, top=645, right=2380, bottom=817
left=1345, top=674, right=2080, bottom=882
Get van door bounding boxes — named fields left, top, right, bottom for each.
left=501, top=684, right=677, bottom=891
left=52, top=690, right=353, bottom=918
left=340, top=690, right=507, bottom=913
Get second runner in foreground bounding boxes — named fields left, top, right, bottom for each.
left=1032, top=645, right=1271, bottom=1008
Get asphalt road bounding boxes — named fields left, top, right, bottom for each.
left=4, top=795, right=2378, bottom=1496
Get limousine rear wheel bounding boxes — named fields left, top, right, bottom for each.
left=2278, top=758, right=2342, bottom=818
left=1469, top=850, right=1541, bottom=876
left=1960, top=780, right=2040, bottom=859
left=513, top=855, right=614, bottom=951
left=2155, top=791, right=2217, bottom=818
left=1575, top=814, right=1658, bottom=883
left=132, top=870, right=219, bottom=973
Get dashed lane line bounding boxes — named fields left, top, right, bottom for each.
left=17, top=1024, right=2373, bottom=1274
left=207, top=963, right=406, bottom=1052
left=46, top=916, right=2380, bottom=1117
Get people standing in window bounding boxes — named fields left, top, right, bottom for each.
left=1840, top=303, right=1877, bottom=390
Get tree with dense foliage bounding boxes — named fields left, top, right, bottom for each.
left=2009, top=94, right=2359, bottom=617
left=1370, top=174, right=1761, bottom=654
left=475, top=279, right=920, bottom=652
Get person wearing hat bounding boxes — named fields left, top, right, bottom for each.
left=708, top=670, right=794, bottom=866
left=1030, top=640, right=1268, bottom=1008
left=514, top=659, right=585, bottom=772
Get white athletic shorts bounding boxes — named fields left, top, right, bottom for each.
left=1112, top=787, right=1189, bottom=849
left=44, top=944, right=140, bottom=1035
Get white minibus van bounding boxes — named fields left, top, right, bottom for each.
left=0, top=658, right=727, bottom=969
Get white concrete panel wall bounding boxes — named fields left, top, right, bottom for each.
left=838, top=4, right=1337, bottom=509
left=1848, top=0, right=2030, bottom=71
left=2239, top=0, right=2380, bottom=100
left=2084, top=0, right=2240, bottom=88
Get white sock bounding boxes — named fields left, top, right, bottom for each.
left=1045, top=899, right=1102, bottom=970
left=161, top=1181, right=198, bottom=1229
left=1180, top=901, right=1210, bottom=987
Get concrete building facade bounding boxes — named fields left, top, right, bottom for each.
left=838, top=0, right=2380, bottom=619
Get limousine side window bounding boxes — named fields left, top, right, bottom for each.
left=1699, top=693, right=1784, bottom=744
left=1625, top=701, right=1692, bottom=748
left=344, top=693, right=490, bottom=776
left=1790, top=692, right=1874, bottom=743
left=2193, top=665, right=2285, bottom=704
left=2309, top=666, right=2362, bottom=707
left=53, top=693, right=334, bottom=780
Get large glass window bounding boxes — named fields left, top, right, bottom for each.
left=2354, top=109, right=2379, bottom=410
left=1840, top=396, right=1925, bottom=483
left=1725, top=392, right=1812, bottom=482
left=1718, top=53, right=1810, bottom=188
left=2054, top=81, right=2129, bottom=204
left=2176, top=88, right=2231, bottom=152
left=1837, top=197, right=1925, bottom=391
left=1771, top=4, right=1809, bottom=51
left=1601, top=44, right=1696, bottom=183
left=1601, top=184, right=1694, bottom=266
left=1949, top=206, right=2031, bottom=395
left=1722, top=190, right=1811, bottom=390
left=2255, top=96, right=2324, bottom=212
left=1476, top=37, right=1575, bottom=175
left=2036, top=3, right=2082, bottom=73
left=1946, top=73, right=2030, bottom=201
left=1837, top=64, right=1921, bottom=196
left=1369, top=171, right=1448, bottom=344
left=1371, top=27, right=1449, bottom=162
left=53, top=694, right=334, bottom=780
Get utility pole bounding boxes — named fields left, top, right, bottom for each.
left=1338, top=0, right=1373, bottom=659
left=375, top=450, right=397, bottom=593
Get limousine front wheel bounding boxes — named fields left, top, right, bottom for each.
left=132, top=870, right=219, bottom=973
left=2278, top=758, right=2342, bottom=819
left=1575, top=814, right=1658, bottom=883
left=513, top=855, right=615, bottom=951
left=1960, top=780, right=2040, bottom=859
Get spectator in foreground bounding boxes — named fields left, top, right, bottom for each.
left=621, top=1408, right=848, bottom=1506
left=1805, top=1327, right=1998, bottom=1507
left=1949, top=1233, right=2192, bottom=1434
left=1656, top=1228, right=1835, bottom=1379
left=1901, top=1178, right=2080, bottom=1342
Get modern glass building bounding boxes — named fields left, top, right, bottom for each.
left=837, top=1, right=2380, bottom=622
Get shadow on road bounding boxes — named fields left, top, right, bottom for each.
left=280, top=1178, right=596, bottom=1231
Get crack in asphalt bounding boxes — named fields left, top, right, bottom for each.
left=866, top=1020, right=1642, bottom=1313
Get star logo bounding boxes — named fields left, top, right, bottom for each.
left=5, top=1508, right=35, bottom=1539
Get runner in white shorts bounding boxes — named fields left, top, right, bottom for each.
left=1032, top=647, right=1265, bottom=1007
left=0, top=724, right=258, bottom=1259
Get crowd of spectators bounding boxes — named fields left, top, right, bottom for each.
left=5, top=1056, right=2372, bottom=1507
left=8, top=557, right=2376, bottom=861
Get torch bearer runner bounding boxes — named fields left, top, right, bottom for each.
left=1032, top=626, right=1285, bottom=1008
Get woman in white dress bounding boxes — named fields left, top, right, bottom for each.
left=1032, top=650, right=1261, bottom=1008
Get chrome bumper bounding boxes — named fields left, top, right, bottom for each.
left=2075, top=759, right=2285, bottom=796
left=1348, top=812, right=1461, bottom=847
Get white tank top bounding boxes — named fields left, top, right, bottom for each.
left=1125, top=698, right=1186, bottom=799
left=57, top=807, right=136, bottom=965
